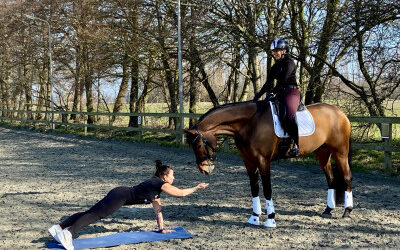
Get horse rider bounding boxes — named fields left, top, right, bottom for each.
left=253, top=38, right=300, bottom=157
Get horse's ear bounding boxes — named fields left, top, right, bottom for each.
left=183, top=129, right=196, bottom=145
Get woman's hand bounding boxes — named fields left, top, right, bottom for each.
left=159, top=229, right=175, bottom=234
left=196, top=183, right=209, bottom=190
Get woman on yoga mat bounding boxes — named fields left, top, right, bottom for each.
left=48, top=160, right=209, bottom=250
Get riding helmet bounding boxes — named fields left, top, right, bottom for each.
left=270, top=39, right=290, bottom=52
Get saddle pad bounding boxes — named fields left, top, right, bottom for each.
left=269, top=102, right=315, bottom=138
left=45, top=227, right=194, bottom=250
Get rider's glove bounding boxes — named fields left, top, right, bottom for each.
left=265, top=93, right=275, bottom=101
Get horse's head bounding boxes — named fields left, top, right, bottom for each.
left=184, top=126, right=217, bottom=175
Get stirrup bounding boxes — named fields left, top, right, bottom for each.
left=289, top=144, right=299, bottom=157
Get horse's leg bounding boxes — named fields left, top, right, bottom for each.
left=259, top=160, right=276, bottom=228
left=314, top=146, right=336, bottom=217
left=332, top=151, right=353, bottom=218
left=245, top=160, right=262, bottom=225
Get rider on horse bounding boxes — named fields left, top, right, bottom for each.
left=253, top=38, right=301, bottom=157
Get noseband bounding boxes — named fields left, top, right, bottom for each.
left=193, top=125, right=216, bottom=172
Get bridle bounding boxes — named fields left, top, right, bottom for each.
left=192, top=125, right=216, bottom=172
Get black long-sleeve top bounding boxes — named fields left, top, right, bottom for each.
left=254, top=55, right=297, bottom=100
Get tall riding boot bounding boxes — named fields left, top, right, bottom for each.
left=288, top=118, right=299, bottom=157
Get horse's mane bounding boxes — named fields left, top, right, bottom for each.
left=197, top=100, right=255, bottom=123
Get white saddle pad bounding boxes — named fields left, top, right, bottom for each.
left=269, top=102, right=315, bottom=138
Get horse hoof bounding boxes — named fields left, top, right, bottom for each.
left=321, top=206, right=333, bottom=218
left=247, top=215, right=260, bottom=226
left=321, top=213, right=332, bottom=218
left=342, top=207, right=352, bottom=218
left=264, top=218, right=276, bottom=228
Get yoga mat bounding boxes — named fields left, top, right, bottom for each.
left=46, top=227, right=194, bottom=249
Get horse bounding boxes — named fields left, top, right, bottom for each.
left=184, top=100, right=353, bottom=228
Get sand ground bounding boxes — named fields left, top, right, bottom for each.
left=0, top=126, right=399, bottom=249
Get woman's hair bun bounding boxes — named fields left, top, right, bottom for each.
left=155, top=160, right=162, bottom=168
left=154, top=160, right=172, bottom=178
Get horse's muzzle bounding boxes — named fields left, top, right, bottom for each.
left=198, top=161, right=215, bottom=175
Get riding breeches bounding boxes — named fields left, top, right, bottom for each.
left=279, top=88, right=300, bottom=144
left=59, top=186, right=136, bottom=234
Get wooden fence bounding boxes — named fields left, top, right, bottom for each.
left=0, top=109, right=398, bottom=173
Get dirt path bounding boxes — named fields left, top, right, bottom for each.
left=0, top=126, right=399, bottom=249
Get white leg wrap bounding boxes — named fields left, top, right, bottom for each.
left=344, top=191, right=353, bottom=208
left=264, top=199, right=276, bottom=228
left=247, top=196, right=261, bottom=225
left=266, top=199, right=275, bottom=215
left=264, top=218, right=276, bottom=228
left=247, top=215, right=260, bottom=225
left=327, top=189, right=336, bottom=209
left=252, top=196, right=262, bottom=215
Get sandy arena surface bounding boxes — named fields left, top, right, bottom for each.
left=0, top=126, right=399, bottom=249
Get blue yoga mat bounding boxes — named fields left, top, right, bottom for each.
left=45, top=227, right=195, bottom=249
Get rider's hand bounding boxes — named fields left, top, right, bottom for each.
left=266, top=93, right=275, bottom=101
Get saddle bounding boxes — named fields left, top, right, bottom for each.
left=259, top=97, right=315, bottom=159
left=270, top=98, right=306, bottom=118
left=268, top=98, right=314, bottom=138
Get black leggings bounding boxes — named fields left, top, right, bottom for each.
left=60, top=186, right=135, bottom=234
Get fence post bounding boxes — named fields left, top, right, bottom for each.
left=84, top=114, right=87, bottom=136
left=175, top=114, right=185, bottom=145
left=138, top=115, right=142, bottom=141
left=180, top=114, right=185, bottom=144
left=223, top=136, right=229, bottom=152
left=383, top=123, right=393, bottom=173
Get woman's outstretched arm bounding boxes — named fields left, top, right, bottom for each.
left=161, top=183, right=208, bottom=197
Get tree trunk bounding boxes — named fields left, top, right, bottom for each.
left=84, top=56, right=94, bottom=124
left=190, top=45, right=219, bottom=107
left=112, top=53, right=130, bottom=123
left=305, top=0, right=340, bottom=104
left=36, top=68, right=46, bottom=120
left=188, top=50, right=197, bottom=127
left=239, top=59, right=251, bottom=101
left=0, top=37, right=11, bottom=117
left=289, top=0, right=311, bottom=96
left=70, top=36, right=82, bottom=121
left=24, top=63, right=33, bottom=120
left=128, top=59, right=139, bottom=127
left=155, top=1, right=178, bottom=129
left=246, top=5, right=261, bottom=96
left=135, top=57, right=153, bottom=121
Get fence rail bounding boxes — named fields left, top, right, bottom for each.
left=0, top=109, right=398, bottom=172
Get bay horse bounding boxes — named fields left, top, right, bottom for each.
left=184, top=100, right=353, bottom=228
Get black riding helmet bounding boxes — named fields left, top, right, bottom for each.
left=270, top=39, right=290, bottom=53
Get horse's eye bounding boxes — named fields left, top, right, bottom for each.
left=197, top=144, right=202, bottom=149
